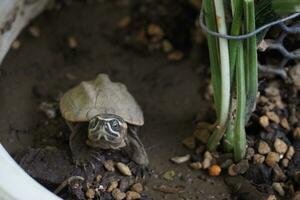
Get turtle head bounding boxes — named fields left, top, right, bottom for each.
left=87, top=114, right=128, bottom=148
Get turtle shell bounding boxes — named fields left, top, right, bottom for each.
left=60, top=74, right=144, bottom=126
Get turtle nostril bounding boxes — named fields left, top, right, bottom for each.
left=106, top=134, right=115, bottom=141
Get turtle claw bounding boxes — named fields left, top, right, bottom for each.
left=134, top=165, right=149, bottom=181
left=72, top=149, right=100, bottom=171
left=73, top=158, right=89, bottom=172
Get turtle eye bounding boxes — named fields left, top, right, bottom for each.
left=104, top=121, right=120, bottom=140
left=110, top=120, right=120, bottom=131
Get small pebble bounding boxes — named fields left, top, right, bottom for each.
left=39, top=102, right=56, bottom=119
left=286, top=146, right=295, bottom=160
left=202, top=158, right=212, bottom=169
left=272, top=182, right=285, bottom=196
left=266, top=111, right=280, bottom=124
left=258, top=140, right=271, bottom=155
left=107, top=181, right=119, bottom=192
left=293, top=191, right=300, bottom=200
left=182, top=136, right=196, bottom=149
left=246, top=147, right=255, bottom=160
left=119, top=178, right=135, bottom=192
left=202, top=151, right=213, bottom=169
left=263, top=103, right=275, bottom=113
left=253, top=154, right=265, bottom=165
left=112, top=188, right=126, bottom=200
left=280, top=118, right=290, bottom=130
left=194, top=128, right=210, bottom=144
left=103, top=160, right=115, bottom=172
left=274, top=96, right=285, bottom=109
left=162, top=40, right=173, bottom=53
left=86, top=182, right=92, bottom=189
left=259, top=96, right=269, bottom=104
left=265, top=152, right=280, bottom=168
left=68, top=36, right=78, bottom=49
left=289, top=63, right=300, bottom=90
left=130, top=183, right=143, bottom=193
left=228, top=164, right=238, bottom=176
left=11, top=40, right=21, bottom=49
left=265, top=87, right=280, bottom=97
left=281, top=158, right=289, bottom=168
left=208, top=165, right=221, bottom=176
left=267, top=195, right=277, bottom=200
left=126, top=191, right=141, bottom=200
left=274, top=138, right=288, bottom=154
left=86, top=188, right=95, bottom=199
left=170, top=154, right=190, bottom=164
left=28, top=26, right=40, bottom=37
left=226, top=160, right=249, bottom=175
left=293, top=127, right=300, bottom=140
left=116, top=162, right=132, bottom=176
left=167, top=51, right=183, bottom=61
left=118, top=16, right=131, bottom=28
left=162, top=170, right=175, bottom=181
left=95, top=174, right=102, bottom=182
left=204, top=151, right=213, bottom=160
left=147, top=24, right=164, bottom=41
left=273, top=164, right=287, bottom=182
left=258, top=40, right=269, bottom=51
left=190, top=162, right=202, bottom=170
left=259, top=116, right=270, bottom=128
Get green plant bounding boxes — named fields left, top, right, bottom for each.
left=203, top=0, right=299, bottom=161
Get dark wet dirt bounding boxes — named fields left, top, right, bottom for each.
left=0, top=1, right=231, bottom=199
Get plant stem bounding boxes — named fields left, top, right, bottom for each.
left=203, top=0, right=221, bottom=119
left=244, top=0, right=258, bottom=123
left=223, top=116, right=234, bottom=152
left=223, top=0, right=244, bottom=152
left=234, top=42, right=246, bottom=161
left=229, top=0, right=243, bottom=83
left=207, top=0, right=231, bottom=151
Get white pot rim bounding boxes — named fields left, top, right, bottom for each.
left=0, top=0, right=61, bottom=199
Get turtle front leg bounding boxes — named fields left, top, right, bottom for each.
left=67, top=122, right=101, bottom=168
left=124, top=125, right=149, bottom=178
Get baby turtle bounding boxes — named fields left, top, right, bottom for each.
left=60, top=74, right=149, bottom=168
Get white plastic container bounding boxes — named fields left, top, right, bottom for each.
left=0, top=1, right=61, bottom=199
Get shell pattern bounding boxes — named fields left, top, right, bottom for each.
left=60, top=74, right=144, bottom=126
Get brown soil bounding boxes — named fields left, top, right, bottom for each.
left=0, top=1, right=231, bottom=199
